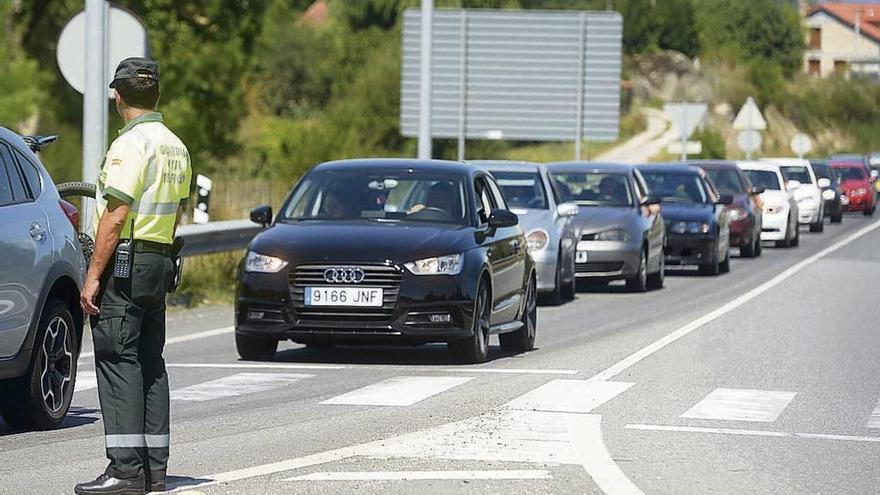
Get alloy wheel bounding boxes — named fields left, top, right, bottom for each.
left=476, top=288, right=490, bottom=356
left=525, top=278, right=537, bottom=341
left=39, top=316, right=73, bottom=414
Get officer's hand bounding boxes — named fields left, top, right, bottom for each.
left=80, top=279, right=101, bottom=316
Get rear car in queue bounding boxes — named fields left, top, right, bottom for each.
left=809, top=160, right=844, bottom=224
left=692, top=160, right=764, bottom=258
left=830, top=159, right=876, bottom=216
left=474, top=160, right=579, bottom=304
left=738, top=161, right=800, bottom=248
left=236, top=159, right=537, bottom=364
left=548, top=162, right=665, bottom=291
left=637, top=164, right=733, bottom=276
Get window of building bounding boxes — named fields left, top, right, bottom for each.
left=809, top=27, right=822, bottom=49
left=834, top=60, right=848, bottom=73
left=808, top=59, right=821, bottom=76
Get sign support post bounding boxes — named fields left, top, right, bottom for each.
left=418, top=0, right=433, bottom=160
left=457, top=10, right=468, bottom=162
left=574, top=13, right=586, bottom=161
left=82, top=0, right=107, bottom=233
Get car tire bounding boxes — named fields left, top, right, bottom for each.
left=864, top=206, right=875, bottom=216
left=646, top=251, right=664, bottom=290
left=792, top=225, right=800, bottom=246
left=544, top=256, right=564, bottom=306
left=235, top=333, right=278, bottom=361
left=561, top=256, right=576, bottom=301
left=625, top=249, right=648, bottom=292
left=698, top=248, right=721, bottom=276
left=740, top=237, right=756, bottom=258
left=0, top=299, right=77, bottom=431
left=810, top=219, right=824, bottom=232
left=754, top=236, right=763, bottom=256
left=831, top=211, right=843, bottom=223
left=719, top=249, right=731, bottom=274
left=500, top=275, right=537, bottom=353
left=449, top=280, right=491, bottom=364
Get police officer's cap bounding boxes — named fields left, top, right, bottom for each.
left=109, top=57, right=159, bottom=88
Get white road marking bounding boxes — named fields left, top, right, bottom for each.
left=166, top=363, right=346, bottom=370
left=681, top=388, right=796, bottom=423
left=438, top=367, right=579, bottom=375
left=867, top=399, right=880, bottom=429
left=587, top=219, right=880, bottom=383
left=626, top=424, right=880, bottom=443
left=284, top=470, right=552, bottom=481
left=79, top=325, right=234, bottom=360
left=506, top=380, right=634, bottom=413
left=170, top=372, right=311, bottom=402
left=574, top=415, right=646, bottom=495
left=74, top=370, right=97, bottom=393
left=322, top=376, right=473, bottom=406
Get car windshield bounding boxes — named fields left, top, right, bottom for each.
left=705, top=169, right=745, bottom=195
left=780, top=166, right=813, bottom=184
left=744, top=170, right=782, bottom=191
left=640, top=171, right=709, bottom=204
left=281, top=169, right=469, bottom=225
left=552, top=172, right=633, bottom=207
left=833, top=166, right=867, bottom=182
left=492, top=172, right=548, bottom=209
left=811, top=163, right=831, bottom=180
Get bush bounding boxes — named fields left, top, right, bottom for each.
left=692, top=128, right=726, bottom=159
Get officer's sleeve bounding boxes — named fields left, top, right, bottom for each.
left=101, top=136, right=146, bottom=206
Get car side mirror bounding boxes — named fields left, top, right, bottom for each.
left=641, top=195, right=661, bottom=206
left=716, top=193, right=734, bottom=205
left=786, top=180, right=802, bottom=191
left=250, top=205, right=273, bottom=227
left=750, top=187, right=765, bottom=195
left=488, top=209, right=518, bottom=229
left=556, top=202, right=579, bottom=217
left=817, top=178, right=832, bottom=189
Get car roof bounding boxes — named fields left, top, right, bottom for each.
left=635, top=163, right=703, bottom=174
left=829, top=160, right=863, bottom=168
left=547, top=161, right=637, bottom=173
left=468, top=160, right=542, bottom=173
left=314, top=158, right=473, bottom=174
left=737, top=160, right=781, bottom=172
left=688, top=160, right=738, bottom=171
left=761, top=157, right=811, bottom=167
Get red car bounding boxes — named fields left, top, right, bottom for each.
left=830, top=161, right=876, bottom=216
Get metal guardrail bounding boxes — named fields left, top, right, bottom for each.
left=177, top=219, right=262, bottom=257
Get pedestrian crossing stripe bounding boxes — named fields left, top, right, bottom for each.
left=681, top=388, right=797, bottom=423
left=322, top=376, right=473, bottom=406
left=169, top=373, right=313, bottom=402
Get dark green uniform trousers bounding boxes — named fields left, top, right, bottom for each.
left=91, top=249, right=172, bottom=481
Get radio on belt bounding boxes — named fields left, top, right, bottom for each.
left=114, top=221, right=134, bottom=279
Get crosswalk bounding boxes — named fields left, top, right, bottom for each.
left=71, top=369, right=880, bottom=432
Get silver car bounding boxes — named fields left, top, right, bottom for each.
left=0, top=128, right=85, bottom=430
left=474, top=161, right=579, bottom=304
left=548, top=162, right=666, bottom=292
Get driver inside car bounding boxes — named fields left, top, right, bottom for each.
left=409, top=181, right=459, bottom=219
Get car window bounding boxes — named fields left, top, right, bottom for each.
left=0, top=155, right=15, bottom=206
left=833, top=166, right=867, bottom=182
left=492, top=171, right=544, bottom=209
left=744, top=170, right=782, bottom=191
left=486, top=177, right=509, bottom=211
left=12, top=148, right=42, bottom=197
left=632, top=172, right=647, bottom=199
left=552, top=172, right=633, bottom=207
left=811, top=163, right=831, bottom=180
left=780, top=166, right=813, bottom=184
left=0, top=145, right=28, bottom=202
left=640, top=171, right=709, bottom=204
left=705, top=169, right=746, bottom=195
left=474, top=177, right=496, bottom=224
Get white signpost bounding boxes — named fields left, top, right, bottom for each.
left=737, top=129, right=762, bottom=158
left=733, top=97, right=767, bottom=159
left=664, top=102, right=707, bottom=161
left=790, top=133, right=813, bottom=158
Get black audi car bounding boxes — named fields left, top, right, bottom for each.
left=636, top=164, right=733, bottom=275
left=235, top=159, right=537, bottom=363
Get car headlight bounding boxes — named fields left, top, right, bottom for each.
left=727, top=208, right=748, bottom=221
left=687, top=221, right=711, bottom=234
left=595, top=228, right=631, bottom=242
left=405, top=254, right=463, bottom=275
left=822, top=189, right=835, bottom=201
left=526, top=229, right=549, bottom=251
left=840, top=194, right=850, bottom=205
left=245, top=252, right=288, bottom=273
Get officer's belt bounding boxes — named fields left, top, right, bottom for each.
left=130, top=239, right=173, bottom=256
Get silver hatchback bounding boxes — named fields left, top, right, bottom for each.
left=0, top=128, right=85, bottom=430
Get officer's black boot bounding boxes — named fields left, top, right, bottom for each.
left=74, top=473, right=145, bottom=495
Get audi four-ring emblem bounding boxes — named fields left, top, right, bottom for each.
left=323, top=266, right=365, bottom=284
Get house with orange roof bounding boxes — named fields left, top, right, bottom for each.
left=804, top=2, right=880, bottom=78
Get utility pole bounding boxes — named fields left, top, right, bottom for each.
left=418, top=0, right=433, bottom=160
left=82, top=0, right=107, bottom=233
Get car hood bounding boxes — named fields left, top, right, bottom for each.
left=249, top=220, right=476, bottom=264
left=759, top=190, right=791, bottom=208
left=568, top=206, right=636, bottom=234
left=659, top=202, right=715, bottom=222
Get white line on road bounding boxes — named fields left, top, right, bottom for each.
left=74, top=370, right=97, bottom=393
left=438, top=367, right=579, bottom=375
left=166, top=363, right=346, bottom=370
left=587, top=219, right=880, bottom=383
left=79, top=326, right=234, bottom=360
left=625, top=424, right=880, bottom=443
left=506, top=380, right=634, bottom=413
left=322, top=376, right=473, bottom=406
left=163, top=362, right=577, bottom=374
left=575, top=415, right=645, bottom=495
left=867, top=399, right=880, bottom=429
left=681, top=388, right=797, bottom=423
left=284, top=469, right=552, bottom=481
left=170, top=372, right=312, bottom=402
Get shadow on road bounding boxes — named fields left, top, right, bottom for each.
left=0, top=406, right=100, bottom=436
left=167, top=475, right=214, bottom=491
left=266, top=342, right=531, bottom=367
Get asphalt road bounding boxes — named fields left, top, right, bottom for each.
left=2, top=214, right=879, bottom=495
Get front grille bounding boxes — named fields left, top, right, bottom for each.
left=289, top=264, right=402, bottom=324
left=576, top=261, right=624, bottom=273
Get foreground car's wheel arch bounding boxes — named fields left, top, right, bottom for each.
left=46, top=276, right=83, bottom=350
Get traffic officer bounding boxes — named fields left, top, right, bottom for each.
left=77, top=57, right=191, bottom=495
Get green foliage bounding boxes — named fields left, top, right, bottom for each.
left=692, top=128, right=726, bottom=159
left=616, top=0, right=700, bottom=57
left=0, top=2, right=48, bottom=130
left=747, top=59, right=786, bottom=108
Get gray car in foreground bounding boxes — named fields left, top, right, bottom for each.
left=548, top=162, right=665, bottom=292
left=474, top=161, right=579, bottom=304
left=0, top=127, right=85, bottom=430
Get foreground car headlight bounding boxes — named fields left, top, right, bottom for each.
left=245, top=252, right=288, bottom=273
left=526, top=229, right=549, bottom=251
left=405, top=254, right=463, bottom=275
left=727, top=208, right=748, bottom=221
left=595, top=228, right=631, bottom=242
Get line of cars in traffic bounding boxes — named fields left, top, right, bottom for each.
left=234, top=155, right=877, bottom=365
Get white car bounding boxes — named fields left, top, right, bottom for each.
left=738, top=161, right=800, bottom=247
left=762, top=158, right=826, bottom=232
